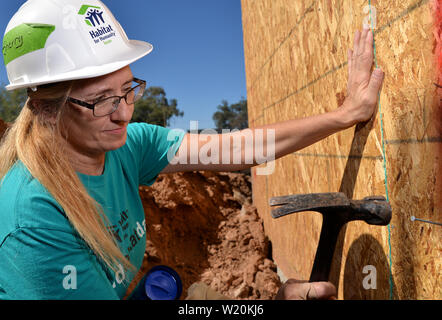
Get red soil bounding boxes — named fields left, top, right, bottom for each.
left=128, top=171, right=281, bottom=299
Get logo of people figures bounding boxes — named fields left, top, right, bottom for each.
left=78, top=5, right=105, bottom=27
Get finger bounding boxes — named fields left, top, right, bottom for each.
left=358, top=27, right=369, bottom=56
left=276, top=280, right=310, bottom=300
left=361, top=27, right=371, bottom=54
left=356, top=29, right=374, bottom=76
left=285, top=279, right=308, bottom=285
left=347, top=49, right=353, bottom=78
left=353, top=30, right=364, bottom=74
left=347, top=49, right=353, bottom=92
left=368, top=68, right=384, bottom=96
left=365, top=28, right=374, bottom=60
left=353, top=30, right=361, bottom=56
left=307, top=282, right=337, bottom=300
left=363, top=27, right=370, bottom=45
left=355, top=29, right=373, bottom=76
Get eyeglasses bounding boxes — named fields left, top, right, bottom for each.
left=67, top=77, right=146, bottom=117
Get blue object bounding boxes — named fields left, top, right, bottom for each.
left=144, top=265, right=183, bottom=300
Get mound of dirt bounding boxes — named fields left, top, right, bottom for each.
left=128, top=171, right=281, bottom=300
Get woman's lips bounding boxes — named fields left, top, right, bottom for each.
left=105, top=126, right=126, bottom=134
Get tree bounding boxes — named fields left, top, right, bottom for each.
left=132, top=86, right=184, bottom=127
left=212, top=98, right=248, bottom=131
left=0, top=86, right=27, bottom=122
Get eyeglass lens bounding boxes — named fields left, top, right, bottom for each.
left=94, top=84, right=144, bottom=116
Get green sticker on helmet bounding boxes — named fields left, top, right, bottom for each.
left=78, top=5, right=101, bottom=15
left=2, top=23, right=56, bottom=65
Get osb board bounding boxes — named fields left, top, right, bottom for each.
left=242, top=0, right=441, bottom=299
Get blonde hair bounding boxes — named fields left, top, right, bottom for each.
left=0, top=82, right=134, bottom=276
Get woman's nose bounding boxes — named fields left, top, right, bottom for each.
left=110, top=97, right=133, bottom=122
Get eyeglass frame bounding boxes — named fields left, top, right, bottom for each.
left=66, top=77, right=146, bottom=117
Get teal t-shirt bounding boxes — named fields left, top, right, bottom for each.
left=0, top=123, right=185, bottom=300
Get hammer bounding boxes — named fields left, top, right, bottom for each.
left=269, top=192, right=391, bottom=282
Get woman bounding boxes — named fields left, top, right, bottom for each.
left=0, top=0, right=383, bottom=300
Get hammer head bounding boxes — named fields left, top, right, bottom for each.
left=270, top=192, right=391, bottom=226
left=348, top=196, right=391, bottom=225
left=269, top=192, right=392, bottom=282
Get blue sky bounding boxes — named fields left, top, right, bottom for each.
left=0, top=0, right=247, bottom=130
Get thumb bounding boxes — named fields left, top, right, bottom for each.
left=368, top=68, right=384, bottom=96
left=307, top=282, right=337, bottom=300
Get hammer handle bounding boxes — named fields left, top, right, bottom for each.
left=309, top=215, right=344, bottom=282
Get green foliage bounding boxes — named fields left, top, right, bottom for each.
left=0, top=86, right=27, bottom=122
left=212, top=98, right=248, bottom=131
left=132, top=86, right=183, bottom=127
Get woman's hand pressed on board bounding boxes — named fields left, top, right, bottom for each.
left=341, top=27, right=385, bottom=126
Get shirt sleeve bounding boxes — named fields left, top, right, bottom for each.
left=0, top=227, right=120, bottom=300
left=126, top=123, right=186, bottom=186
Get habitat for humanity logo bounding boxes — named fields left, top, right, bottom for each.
left=78, top=4, right=116, bottom=45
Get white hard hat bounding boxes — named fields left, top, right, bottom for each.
left=2, top=0, right=153, bottom=91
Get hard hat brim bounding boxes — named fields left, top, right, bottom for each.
left=5, top=40, right=153, bottom=91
